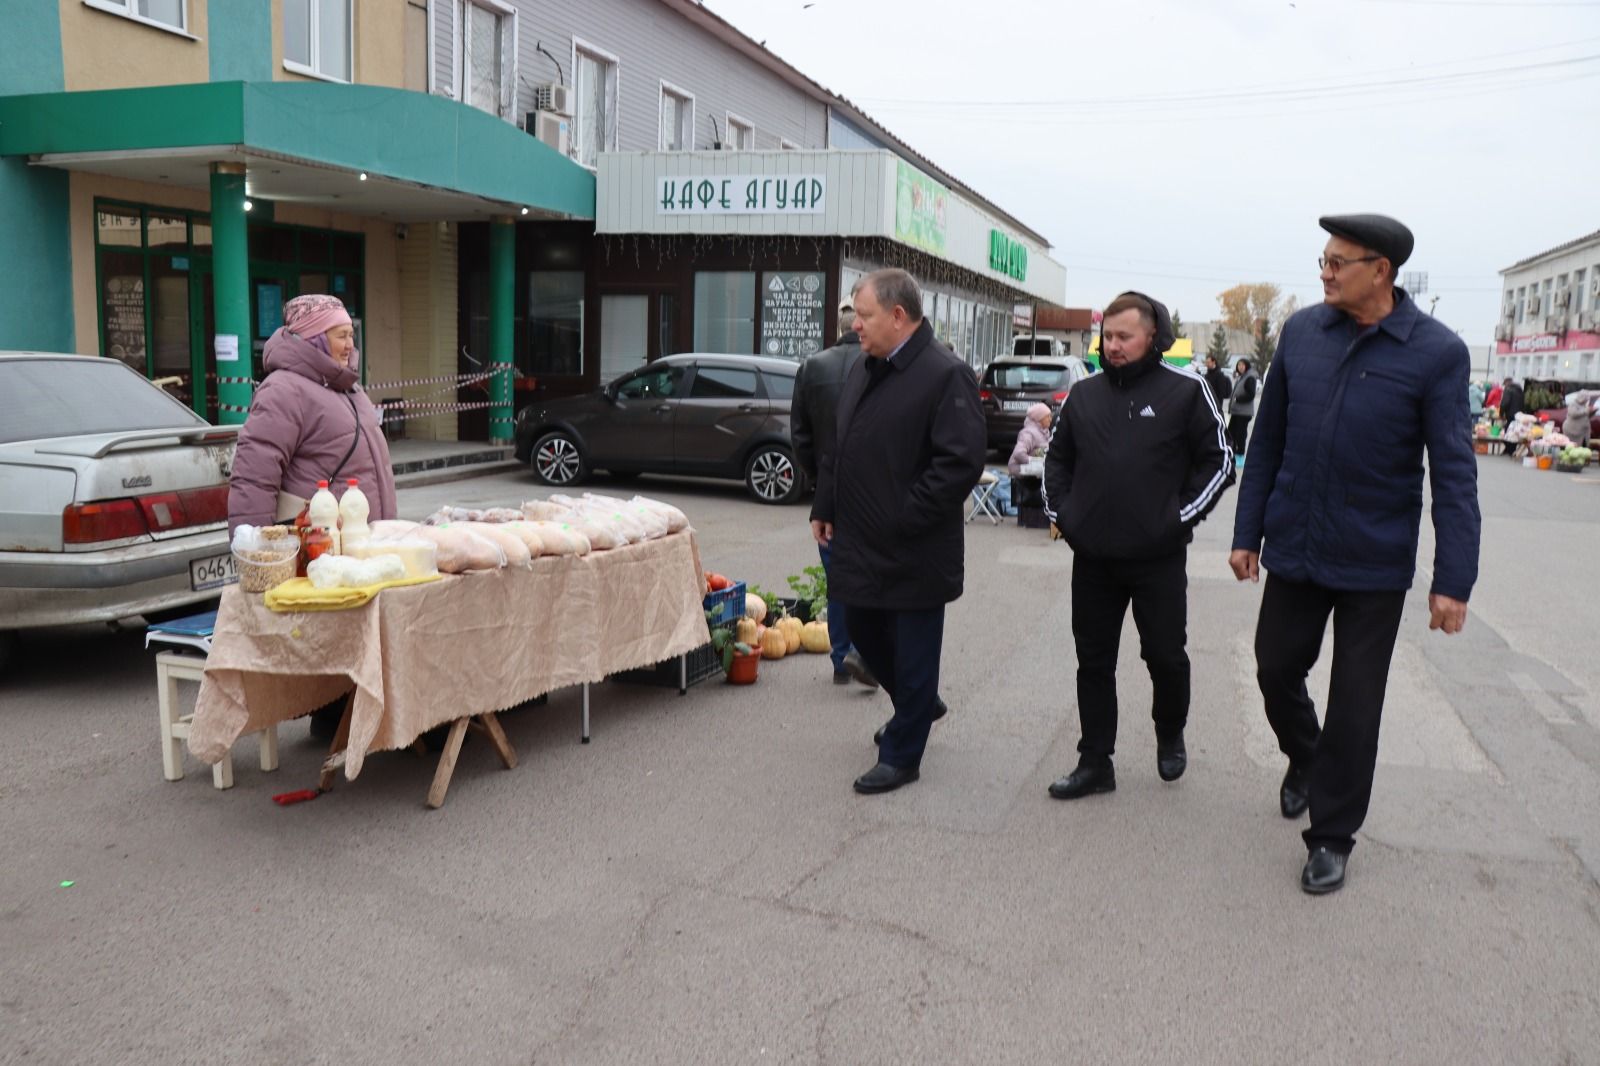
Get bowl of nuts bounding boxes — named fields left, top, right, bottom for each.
left=232, top=525, right=300, bottom=593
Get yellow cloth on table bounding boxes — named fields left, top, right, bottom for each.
left=263, top=573, right=443, bottom=612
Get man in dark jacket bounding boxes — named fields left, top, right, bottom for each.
left=791, top=302, right=876, bottom=687
left=1230, top=213, right=1481, bottom=896
left=811, top=269, right=986, bottom=794
left=1204, top=355, right=1231, bottom=408
left=1043, top=291, right=1234, bottom=801
left=1499, top=377, right=1524, bottom=459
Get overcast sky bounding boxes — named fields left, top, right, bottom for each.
left=706, top=0, right=1600, bottom=350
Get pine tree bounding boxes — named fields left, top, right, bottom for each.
left=1171, top=309, right=1187, bottom=339
left=1253, top=318, right=1276, bottom=369
left=1207, top=323, right=1229, bottom=364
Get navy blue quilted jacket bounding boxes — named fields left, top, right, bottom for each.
left=1231, top=291, right=1480, bottom=601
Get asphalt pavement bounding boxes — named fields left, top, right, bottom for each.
left=2, top=456, right=1598, bottom=1065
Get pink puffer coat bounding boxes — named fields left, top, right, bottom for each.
left=227, top=329, right=397, bottom=533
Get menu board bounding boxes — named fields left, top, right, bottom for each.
left=103, top=275, right=147, bottom=371
left=759, top=272, right=825, bottom=359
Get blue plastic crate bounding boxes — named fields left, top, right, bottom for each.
left=703, top=581, right=746, bottom=627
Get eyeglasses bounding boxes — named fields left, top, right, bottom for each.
left=1318, top=255, right=1382, bottom=274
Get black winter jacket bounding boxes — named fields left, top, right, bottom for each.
left=790, top=331, right=861, bottom=480
left=1043, top=350, right=1234, bottom=560
left=811, top=321, right=986, bottom=609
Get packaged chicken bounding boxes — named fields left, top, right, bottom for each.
left=411, top=524, right=506, bottom=573
left=560, top=515, right=624, bottom=551
left=476, top=507, right=524, bottom=524
left=526, top=521, right=591, bottom=556
left=496, top=522, right=548, bottom=557
left=521, top=500, right=573, bottom=522
left=421, top=505, right=483, bottom=526
left=458, top=522, right=533, bottom=568
left=629, top=495, right=690, bottom=533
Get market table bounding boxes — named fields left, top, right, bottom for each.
left=187, top=530, right=709, bottom=806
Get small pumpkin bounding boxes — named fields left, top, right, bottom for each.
left=759, top=627, right=788, bottom=660
left=735, top=617, right=759, bottom=645
left=776, top=615, right=803, bottom=654
left=745, top=592, right=768, bottom=624
left=799, top=620, right=830, bottom=654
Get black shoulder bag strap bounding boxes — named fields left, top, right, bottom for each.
left=327, top=393, right=361, bottom=483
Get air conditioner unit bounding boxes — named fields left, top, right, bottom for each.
left=533, top=83, right=573, bottom=116
left=1545, top=314, right=1564, bottom=333
left=1591, top=277, right=1600, bottom=297
left=1527, top=294, right=1541, bottom=314
left=527, top=110, right=570, bottom=156
left=1578, top=311, right=1596, bottom=331
left=1557, top=288, right=1572, bottom=309
left=1494, top=324, right=1511, bottom=342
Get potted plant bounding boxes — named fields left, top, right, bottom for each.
left=776, top=566, right=827, bottom=624
left=708, top=610, right=759, bottom=684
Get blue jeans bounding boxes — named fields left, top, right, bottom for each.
left=818, top=544, right=851, bottom=673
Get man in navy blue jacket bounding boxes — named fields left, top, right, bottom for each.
left=1230, top=214, right=1481, bottom=896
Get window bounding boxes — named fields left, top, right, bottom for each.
left=1516, top=286, right=1526, bottom=322
left=693, top=272, right=756, bottom=354
left=1576, top=268, right=1587, bottom=310
left=528, top=272, right=583, bottom=377
left=726, top=113, right=754, bottom=150
left=284, top=0, right=352, bottom=82
left=573, top=41, right=619, bottom=167
left=689, top=366, right=758, bottom=399
left=458, top=0, right=515, bottom=117
left=84, top=0, right=188, bottom=35
left=660, top=84, right=694, bottom=151
left=616, top=365, right=683, bottom=400
left=760, top=371, right=794, bottom=400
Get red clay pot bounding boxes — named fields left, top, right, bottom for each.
left=726, top=649, right=760, bottom=685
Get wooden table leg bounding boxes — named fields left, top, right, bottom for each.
left=477, top=712, right=517, bottom=770
left=317, top=691, right=355, bottom=792
left=425, top=717, right=471, bottom=809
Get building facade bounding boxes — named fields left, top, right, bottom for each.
left=1496, top=228, right=1600, bottom=385
left=3, top=0, right=1065, bottom=443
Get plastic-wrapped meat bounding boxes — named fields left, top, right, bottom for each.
left=525, top=521, right=591, bottom=556
left=560, top=515, right=623, bottom=551
left=457, top=522, right=533, bottom=567
left=421, top=506, right=482, bottom=526
left=521, top=500, right=574, bottom=522
left=629, top=495, right=689, bottom=534
left=410, top=525, right=506, bottom=572
left=476, top=507, right=525, bottom=524
left=496, top=522, right=548, bottom=557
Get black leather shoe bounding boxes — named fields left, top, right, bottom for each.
left=1047, top=761, right=1116, bottom=800
left=874, top=697, right=947, bottom=746
left=1300, top=847, right=1347, bottom=894
left=843, top=650, right=879, bottom=689
left=1280, top=763, right=1310, bottom=819
left=832, top=671, right=851, bottom=685
left=1156, top=731, right=1187, bottom=782
left=853, top=762, right=919, bottom=794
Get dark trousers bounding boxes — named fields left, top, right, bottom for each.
left=845, top=603, right=945, bottom=771
left=1228, top=414, right=1252, bottom=458
left=1070, top=550, right=1190, bottom=762
left=818, top=544, right=850, bottom=673
left=1254, top=575, right=1406, bottom=855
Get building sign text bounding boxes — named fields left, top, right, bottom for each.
left=658, top=175, right=825, bottom=215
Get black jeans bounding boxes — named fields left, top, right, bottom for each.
left=1254, top=575, right=1406, bottom=855
left=845, top=603, right=946, bottom=771
left=1070, top=550, right=1190, bottom=763
left=1228, top=414, right=1252, bottom=458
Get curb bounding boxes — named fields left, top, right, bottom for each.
left=393, top=460, right=527, bottom=490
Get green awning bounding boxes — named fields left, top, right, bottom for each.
left=0, top=81, right=594, bottom=221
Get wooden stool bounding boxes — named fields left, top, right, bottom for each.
left=156, top=650, right=278, bottom=789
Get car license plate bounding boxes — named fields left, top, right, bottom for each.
left=1002, top=400, right=1033, bottom=412
left=190, top=552, right=239, bottom=591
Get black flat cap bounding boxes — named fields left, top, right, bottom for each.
left=1319, top=213, right=1414, bottom=269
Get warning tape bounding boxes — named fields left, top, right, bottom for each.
left=209, top=366, right=515, bottom=390
left=378, top=401, right=500, bottom=422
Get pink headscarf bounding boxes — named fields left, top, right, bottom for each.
left=283, top=294, right=352, bottom=341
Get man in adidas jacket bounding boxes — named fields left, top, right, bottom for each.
left=1042, top=291, right=1234, bottom=801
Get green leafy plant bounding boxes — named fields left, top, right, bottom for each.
left=785, top=565, right=828, bottom=618
left=706, top=609, right=753, bottom=674
left=747, top=583, right=781, bottom=619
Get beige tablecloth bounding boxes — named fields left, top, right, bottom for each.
left=188, top=531, right=708, bottom=779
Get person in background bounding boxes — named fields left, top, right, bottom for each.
left=791, top=300, right=878, bottom=689
left=1485, top=379, right=1504, bottom=413
left=1204, top=355, right=1231, bottom=409
left=1008, top=402, right=1052, bottom=476
left=1500, top=378, right=1525, bottom=459
left=1563, top=388, right=1598, bottom=446
left=811, top=269, right=986, bottom=795
left=1228, top=359, right=1260, bottom=461
left=1468, top=380, right=1486, bottom=422
left=1230, top=213, right=1479, bottom=896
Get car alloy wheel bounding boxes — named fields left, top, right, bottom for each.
left=533, top=433, right=584, bottom=485
left=747, top=446, right=798, bottom=504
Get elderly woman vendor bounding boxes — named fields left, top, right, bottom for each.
left=227, top=294, right=397, bottom=534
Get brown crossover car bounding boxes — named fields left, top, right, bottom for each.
left=514, top=353, right=804, bottom=504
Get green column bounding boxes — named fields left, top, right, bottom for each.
left=210, top=162, right=251, bottom=424
left=488, top=215, right=516, bottom=444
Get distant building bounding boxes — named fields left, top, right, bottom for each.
left=1496, top=228, right=1600, bottom=384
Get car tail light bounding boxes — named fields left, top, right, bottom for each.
left=1053, top=391, right=1069, bottom=403
left=135, top=486, right=230, bottom=532
left=63, top=499, right=149, bottom=544
left=979, top=390, right=994, bottom=402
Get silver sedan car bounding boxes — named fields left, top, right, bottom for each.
left=0, top=353, right=240, bottom=674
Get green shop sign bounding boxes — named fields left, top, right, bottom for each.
left=989, top=230, right=1028, bottom=282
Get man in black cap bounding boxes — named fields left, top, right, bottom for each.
left=1042, top=291, right=1233, bottom=800
left=1230, top=214, right=1481, bottom=895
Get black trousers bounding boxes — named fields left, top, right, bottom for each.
left=1254, top=575, right=1406, bottom=855
left=1228, top=414, right=1252, bottom=458
left=845, top=603, right=945, bottom=771
left=1070, top=550, right=1190, bottom=763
